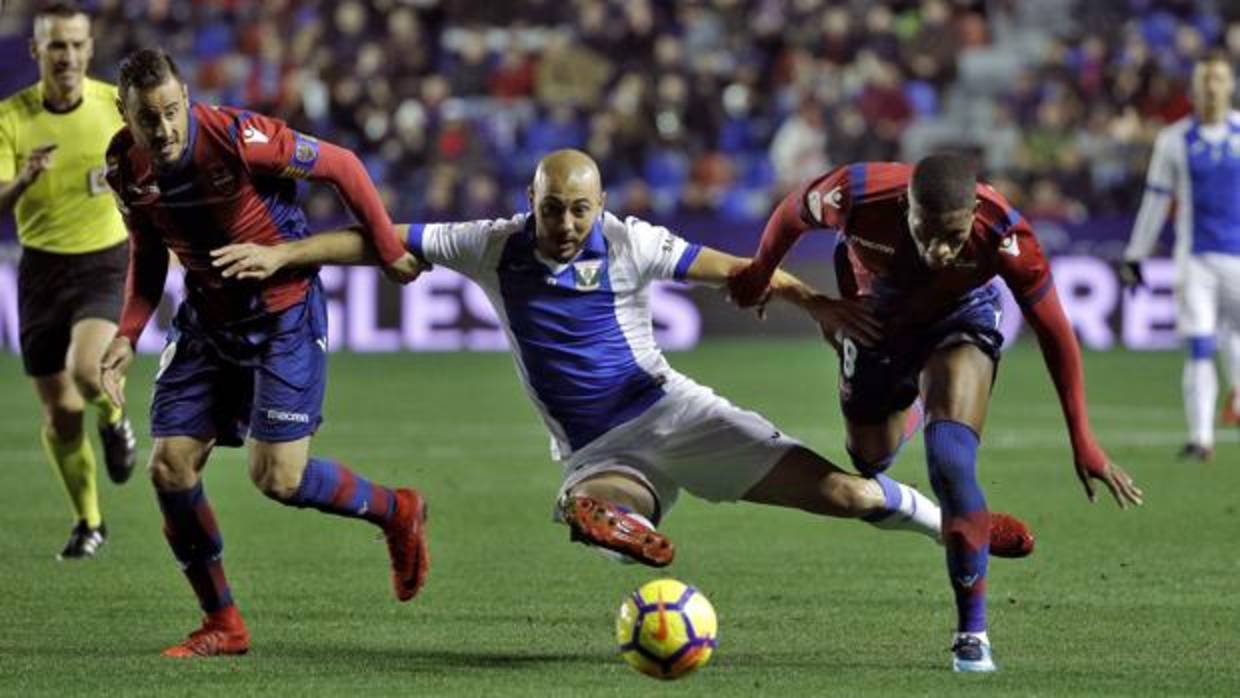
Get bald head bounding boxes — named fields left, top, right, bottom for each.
left=533, top=149, right=602, bottom=199
left=529, top=149, right=607, bottom=262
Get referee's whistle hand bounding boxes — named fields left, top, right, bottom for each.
left=19, top=143, right=57, bottom=184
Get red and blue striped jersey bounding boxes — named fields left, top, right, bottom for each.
left=106, top=102, right=322, bottom=326
left=798, top=162, right=1052, bottom=325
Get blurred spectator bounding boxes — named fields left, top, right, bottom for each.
left=769, top=98, right=829, bottom=194
left=1, top=0, right=1233, bottom=228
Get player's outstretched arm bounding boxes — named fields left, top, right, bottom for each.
left=686, top=247, right=880, bottom=347
left=727, top=189, right=814, bottom=307
left=1022, top=285, right=1145, bottom=509
left=303, top=141, right=420, bottom=282
left=211, top=226, right=425, bottom=282
left=235, top=113, right=420, bottom=282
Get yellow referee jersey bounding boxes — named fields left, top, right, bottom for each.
left=0, top=78, right=126, bottom=254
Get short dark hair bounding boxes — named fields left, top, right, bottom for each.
left=910, top=152, right=978, bottom=212
left=35, top=1, right=88, bottom=20
left=118, top=48, right=182, bottom=98
left=1197, top=48, right=1234, bottom=69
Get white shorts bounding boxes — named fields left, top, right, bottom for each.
left=555, top=376, right=802, bottom=518
left=1176, top=253, right=1240, bottom=338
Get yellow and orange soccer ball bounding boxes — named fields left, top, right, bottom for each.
left=615, top=578, right=718, bottom=680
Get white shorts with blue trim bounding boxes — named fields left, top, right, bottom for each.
left=555, top=375, right=802, bottom=517
left=1177, top=253, right=1240, bottom=338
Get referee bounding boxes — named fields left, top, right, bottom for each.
left=0, top=2, right=136, bottom=559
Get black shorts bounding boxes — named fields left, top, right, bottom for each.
left=839, top=285, right=1004, bottom=424
left=18, top=242, right=129, bottom=377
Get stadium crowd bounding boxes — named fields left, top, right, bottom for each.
left=4, top=0, right=1238, bottom=228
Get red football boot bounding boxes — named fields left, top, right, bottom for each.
left=1222, top=388, right=1239, bottom=427
left=384, top=488, right=430, bottom=601
left=559, top=495, right=675, bottom=567
left=162, top=606, right=250, bottom=658
left=989, top=512, right=1035, bottom=558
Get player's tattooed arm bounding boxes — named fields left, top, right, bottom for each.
left=210, top=226, right=428, bottom=283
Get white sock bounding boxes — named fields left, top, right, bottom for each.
left=1184, top=357, right=1217, bottom=447
left=866, top=477, right=943, bottom=541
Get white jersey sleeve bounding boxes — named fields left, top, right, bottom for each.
left=1125, top=125, right=1182, bottom=261
left=621, top=215, right=703, bottom=284
left=406, top=218, right=512, bottom=276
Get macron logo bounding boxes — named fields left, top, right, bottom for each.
left=265, top=409, right=310, bottom=424
left=999, top=236, right=1020, bottom=257
left=242, top=125, right=270, bottom=144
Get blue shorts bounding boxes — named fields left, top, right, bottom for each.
left=839, top=285, right=1004, bottom=424
left=150, top=282, right=328, bottom=447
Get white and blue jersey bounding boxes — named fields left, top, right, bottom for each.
left=1127, top=111, right=1240, bottom=261
left=1127, top=112, right=1240, bottom=342
left=406, top=211, right=702, bottom=457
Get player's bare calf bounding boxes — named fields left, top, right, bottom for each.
left=561, top=495, right=675, bottom=567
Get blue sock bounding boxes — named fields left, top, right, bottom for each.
left=285, top=457, right=398, bottom=526
left=156, top=482, right=233, bottom=613
left=925, top=420, right=989, bottom=633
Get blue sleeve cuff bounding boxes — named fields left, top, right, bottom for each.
left=406, top=223, right=426, bottom=258
left=673, top=243, right=703, bottom=281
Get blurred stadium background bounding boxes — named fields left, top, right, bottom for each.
left=3, top=3, right=1240, bottom=694
left=2, top=0, right=1237, bottom=354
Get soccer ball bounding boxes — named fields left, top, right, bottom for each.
left=615, top=578, right=718, bottom=680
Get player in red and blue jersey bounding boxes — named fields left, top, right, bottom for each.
left=96, top=48, right=429, bottom=658
left=729, top=153, right=1144, bottom=672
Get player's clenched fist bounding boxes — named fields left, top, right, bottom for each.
left=726, top=262, right=771, bottom=308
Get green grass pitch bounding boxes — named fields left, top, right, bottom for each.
left=1, top=340, right=1237, bottom=697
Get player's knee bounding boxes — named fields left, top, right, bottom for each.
left=248, top=455, right=303, bottom=502
left=68, top=363, right=103, bottom=400
left=148, top=451, right=197, bottom=491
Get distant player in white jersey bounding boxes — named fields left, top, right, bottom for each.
left=1123, top=50, right=1240, bottom=461
left=209, top=149, right=1034, bottom=570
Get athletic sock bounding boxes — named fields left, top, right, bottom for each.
left=925, top=420, right=989, bottom=634
left=285, top=457, right=398, bottom=526
left=156, top=482, right=233, bottom=613
left=862, top=473, right=942, bottom=540
left=1183, top=356, right=1217, bottom=447
left=40, top=426, right=101, bottom=528
left=87, top=388, right=124, bottom=427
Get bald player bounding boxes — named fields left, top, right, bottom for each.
left=0, top=1, right=137, bottom=560
left=211, top=148, right=1036, bottom=582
